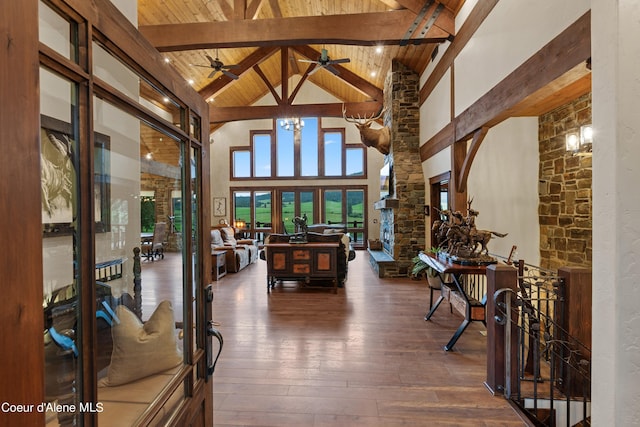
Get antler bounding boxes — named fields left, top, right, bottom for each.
left=342, top=104, right=387, bottom=124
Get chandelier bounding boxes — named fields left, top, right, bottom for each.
left=279, top=117, right=304, bottom=131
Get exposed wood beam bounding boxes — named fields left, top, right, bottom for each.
left=288, top=47, right=300, bottom=75
left=420, top=0, right=498, bottom=104
left=289, top=65, right=314, bottom=104
left=234, top=0, right=246, bottom=19
left=268, top=0, right=282, bottom=18
left=457, top=126, right=489, bottom=193
left=140, top=11, right=452, bottom=52
left=450, top=138, right=467, bottom=211
left=454, top=11, right=591, bottom=142
left=420, top=121, right=453, bottom=161
left=246, top=0, right=265, bottom=19
left=218, top=0, right=233, bottom=21
left=199, top=46, right=278, bottom=100
left=280, top=47, right=288, bottom=103
left=420, top=11, right=591, bottom=161
left=210, top=102, right=383, bottom=123
left=253, top=64, right=281, bottom=104
left=293, top=45, right=383, bottom=102
left=395, top=0, right=432, bottom=14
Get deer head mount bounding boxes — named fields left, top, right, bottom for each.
left=342, top=105, right=391, bottom=155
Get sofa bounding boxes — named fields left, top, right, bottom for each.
left=211, top=226, right=259, bottom=273
left=260, top=232, right=356, bottom=286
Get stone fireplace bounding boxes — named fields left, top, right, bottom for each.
left=369, top=61, right=425, bottom=278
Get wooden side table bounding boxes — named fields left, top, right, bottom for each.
left=212, top=250, right=227, bottom=281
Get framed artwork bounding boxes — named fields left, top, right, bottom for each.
left=213, top=197, right=226, bottom=217
left=41, top=115, right=111, bottom=236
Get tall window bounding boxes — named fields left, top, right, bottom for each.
left=231, top=117, right=366, bottom=180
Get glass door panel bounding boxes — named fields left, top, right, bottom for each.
left=346, top=189, right=365, bottom=245
left=300, top=191, right=315, bottom=224
left=41, top=67, right=81, bottom=427
left=281, top=191, right=295, bottom=234
left=93, top=96, right=187, bottom=424
left=323, top=190, right=343, bottom=224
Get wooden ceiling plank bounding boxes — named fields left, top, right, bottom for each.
left=139, top=11, right=451, bottom=52
left=199, top=45, right=279, bottom=100
left=293, top=45, right=383, bottom=102
left=394, top=0, right=429, bottom=14
left=378, top=0, right=404, bottom=10
left=210, top=101, right=384, bottom=123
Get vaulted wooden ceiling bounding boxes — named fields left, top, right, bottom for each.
left=138, top=0, right=466, bottom=130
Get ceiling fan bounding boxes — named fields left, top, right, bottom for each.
left=192, top=50, right=240, bottom=80
left=299, top=48, right=350, bottom=76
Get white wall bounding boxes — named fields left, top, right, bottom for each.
left=591, top=0, right=640, bottom=424
left=454, top=0, right=590, bottom=115
left=467, top=118, right=539, bottom=264
left=419, top=0, right=590, bottom=262
left=210, top=79, right=385, bottom=237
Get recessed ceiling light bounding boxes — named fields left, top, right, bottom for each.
left=145, top=153, right=153, bottom=160
left=370, top=71, right=377, bottom=77
left=164, top=57, right=171, bottom=64
left=163, top=97, right=170, bottom=103
left=187, top=79, right=195, bottom=85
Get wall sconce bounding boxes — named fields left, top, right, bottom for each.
left=233, top=219, right=246, bottom=230
left=566, top=124, right=593, bottom=156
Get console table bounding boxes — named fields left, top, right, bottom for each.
left=264, top=242, right=339, bottom=293
left=421, top=253, right=488, bottom=351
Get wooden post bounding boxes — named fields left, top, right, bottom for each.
left=485, top=264, right=518, bottom=395
left=557, top=266, right=592, bottom=397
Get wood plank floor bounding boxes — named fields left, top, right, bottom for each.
left=206, top=252, right=525, bottom=426
left=141, top=251, right=525, bottom=426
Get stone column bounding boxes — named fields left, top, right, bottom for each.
left=381, top=60, right=425, bottom=275
left=591, top=1, right=640, bottom=424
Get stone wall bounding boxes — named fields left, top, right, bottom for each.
left=375, top=60, right=425, bottom=276
left=538, top=93, right=592, bottom=269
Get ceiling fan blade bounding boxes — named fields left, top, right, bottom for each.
left=208, top=70, right=219, bottom=79
left=222, top=70, right=239, bottom=80
left=330, top=58, right=350, bottom=64
left=205, top=54, right=215, bottom=65
left=221, top=64, right=239, bottom=69
left=192, top=64, right=212, bottom=68
left=298, top=59, right=317, bottom=63
left=308, top=65, right=322, bottom=75
left=325, top=65, right=340, bottom=76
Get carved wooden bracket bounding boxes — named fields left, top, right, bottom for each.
left=456, top=126, right=489, bottom=193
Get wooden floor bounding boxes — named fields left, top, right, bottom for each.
left=203, top=252, right=526, bottom=427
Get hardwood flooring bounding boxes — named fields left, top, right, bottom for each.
left=208, top=252, right=525, bottom=427
left=143, top=251, right=525, bottom=426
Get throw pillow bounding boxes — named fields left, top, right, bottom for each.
left=99, top=300, right=182, bottom=387
left=211, top=229, right=224, bottom=247
left=220, top=227, right=237, bottom=246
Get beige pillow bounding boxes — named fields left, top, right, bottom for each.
left=211, top=229, right=224, bottom=246
left=220, top=227, right=237, bottom=245
left=99, top=300, right=182, bottom=387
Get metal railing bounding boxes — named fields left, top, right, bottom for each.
left=493, top=260, right=591, bottom=426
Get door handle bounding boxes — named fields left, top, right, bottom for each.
left=207, top=321, right=223, bottom=377
left=205, top=285, right=223, bottom=379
